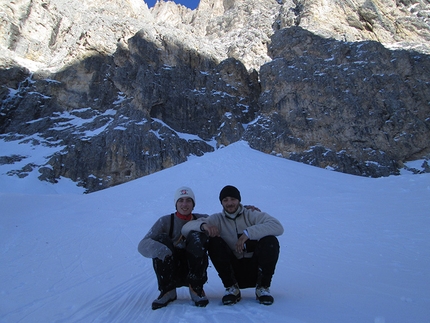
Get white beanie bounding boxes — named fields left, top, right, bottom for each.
left=174, top=186, right=195, bottom=206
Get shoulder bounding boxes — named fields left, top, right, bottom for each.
left=155, top=214, right=174, bottom=225
left=160, top=213, right=174, bottom=220
left=243, top=208, right=273, bottom=220
left=194, top=213, right=209, bottom=219
left=208, top=212, right=223, bottom=222
left=242, top=208, right=259, bottom=216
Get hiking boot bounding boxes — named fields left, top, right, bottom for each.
left=255, top=286, right=274, bottom=305
left=152, top=289, right=177, bottom=310
left=222, top=283, right=241, bottom=305
left=189, top=285, right=209, bottom=307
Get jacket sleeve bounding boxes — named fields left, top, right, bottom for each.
left=181, top=213, right=222, bottom=237
left=245, top=210, right=284, bottom=240
left=137, top=216, right=172, bottom=260
left=181, top=217, right=207, bottom=237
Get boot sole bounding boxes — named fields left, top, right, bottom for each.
left=256, top=295, right=273, bottom=305
left=152, top=296, right=177, bottom=310
left=195, top=299, right=209, bottom=307
left=222, top=296, right=241, bottom=305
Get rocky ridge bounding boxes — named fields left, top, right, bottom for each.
left=0, top=0, right=429, bottom=192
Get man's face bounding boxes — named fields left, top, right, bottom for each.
left=221, top=196, right=240, bottom=214
left=176, top=197, right=194, bottom=215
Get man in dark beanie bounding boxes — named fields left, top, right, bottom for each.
left=182, top=185, right=284, bottom=306
left=219, top=185, right=241, bottom=202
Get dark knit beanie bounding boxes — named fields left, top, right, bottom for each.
left=219, top=185, right=241, bottom=202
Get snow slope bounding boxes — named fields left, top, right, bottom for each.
left=1, top=141, right=429, bottom=323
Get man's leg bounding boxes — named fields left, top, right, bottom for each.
left=233, top=257, right=258, bottom=289
left=254, top=235, right=280, bottom=287
left=151, top=234, right=177, bottom=309
left=207, top=236, right=237, bottom=287
left=185, top=231, right=209, bottom=307
left=208, top=236, right=241, bottom=305
left=253, top=235, right=280, bottom=305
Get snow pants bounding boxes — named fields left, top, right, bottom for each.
left=152, top=231, right=209, bottom=293
left=208, top=235, right=280, bottom=289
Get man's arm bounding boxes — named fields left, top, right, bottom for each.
left=200, top=223, right=220, bottom=237
left=138, top=217, right=172, bottom=260
left=182, top=215, right=221, bottom=237
left=181, top=217, right=207, bottom=237
left=245, top=210, right=284, bottom=240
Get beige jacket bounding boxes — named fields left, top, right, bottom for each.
left=181, top=205, right=284, bottom=259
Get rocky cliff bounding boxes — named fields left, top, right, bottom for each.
left=1, top=0, right=429, bottom=192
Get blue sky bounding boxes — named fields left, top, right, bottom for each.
left=145, top=0, right=200, bottom=9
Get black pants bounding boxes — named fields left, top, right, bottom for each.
left=152, top=231, right=209, bottom=292
left=208, top=235, right=280, bottom=289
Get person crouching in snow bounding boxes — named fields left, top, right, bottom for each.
left=138, top=187, right=209, bottom=309
left=181, top=185, right=284, bottom=306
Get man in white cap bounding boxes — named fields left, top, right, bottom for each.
left=138, top=186, right=209, bottom=309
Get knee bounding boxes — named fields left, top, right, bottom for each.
left=258, top=236, right=280, bottom=253
left=186, top=231, right=208, bottom=246
left=208, top=236, right=230, bottom=257
left=186, top=231, right=208, bottom=257
left=208, top=236, right=226, bottom=250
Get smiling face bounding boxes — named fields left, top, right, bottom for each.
left=176, top=197, right=194, bottom=216
left=221, top=196, right=240, bottom=214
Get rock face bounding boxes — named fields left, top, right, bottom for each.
left=0, top=0, right=429, bottom=192
left=0, top=0, right=153, bottom=71
left=245, top=27, right=430, bottom=176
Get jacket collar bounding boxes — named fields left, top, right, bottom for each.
left=175, top=211, right=193, bottom=221
left=223, top=204, right=243, bottom=220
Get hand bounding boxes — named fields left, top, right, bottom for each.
left=202, top=224, right=220, bottom=237
left=235, top=234, right=249, bottom=253
left=160, top=250, right=172, bottom=261
left=244, top=205, right=261, bottom=212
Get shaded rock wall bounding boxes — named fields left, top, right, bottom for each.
left=245, top=27, right=430, bottom=177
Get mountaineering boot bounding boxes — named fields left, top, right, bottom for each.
left=152, top=289, right=177, bottom=310
left=189, top=285, right=209, bottom=307
left=255, top=286, right=274, bottom=305
left=222, top=283, right=241, bottom=305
